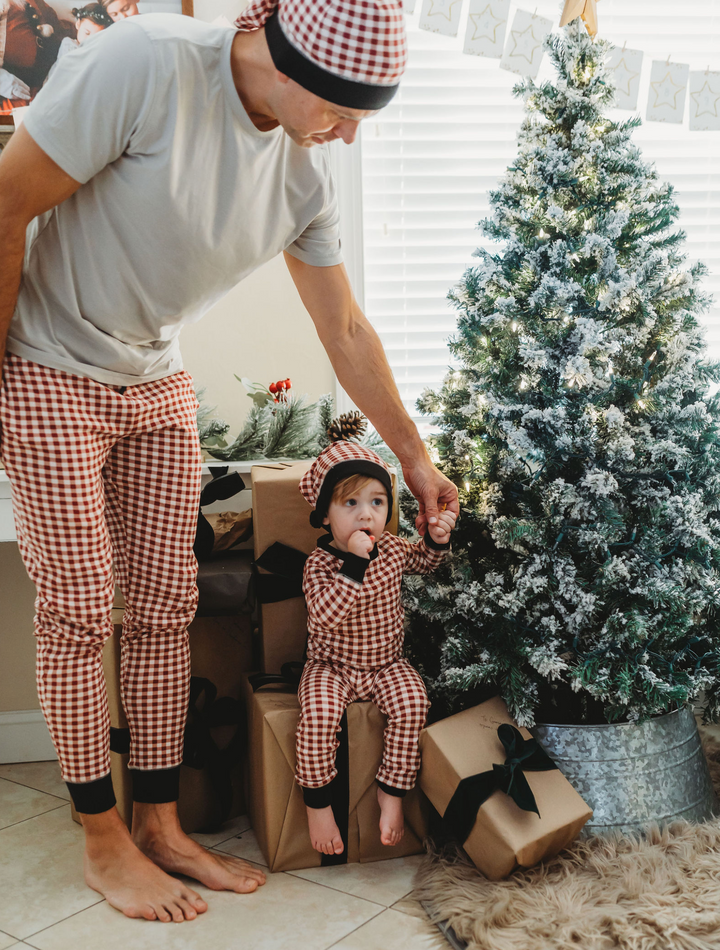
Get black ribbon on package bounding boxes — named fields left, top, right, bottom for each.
left=194, top=469, right=247, bottom=561
left=182, top=676, right=245, bottom=829
left=440, top=724, right=558, bottom=846
left=250, top=670, right=350, bottom=867
left=253, top=541, right=308, bottom=603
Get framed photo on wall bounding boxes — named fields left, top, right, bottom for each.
left=0, top=0, right=195, bottom=125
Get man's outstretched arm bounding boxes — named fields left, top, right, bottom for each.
left=284, top=252, right=459, bottom=532
left=0, top=126, right=81, bottom=381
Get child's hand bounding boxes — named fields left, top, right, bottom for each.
left=348, top=529, right=375, bottom=559
left=426, top=507, right=456, bottom=545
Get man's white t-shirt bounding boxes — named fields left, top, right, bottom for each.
left=10, top=15, right=343, bottom=386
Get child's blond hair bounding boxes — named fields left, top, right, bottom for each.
left=331, top=473, right=382, bottom=505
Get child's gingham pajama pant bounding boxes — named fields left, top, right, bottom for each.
left=296, top=656, right=430, bottom=791
left=0, top=354, right=201, bottom=798
left=296, top=532, right=448, bottom=795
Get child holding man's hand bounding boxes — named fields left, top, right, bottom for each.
left=296, top=441, right=455, bottom=855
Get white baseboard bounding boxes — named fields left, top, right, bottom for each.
left=0, top=709, right=57, bottom=763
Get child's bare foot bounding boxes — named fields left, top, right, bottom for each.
left=133, top=803, right=266, bottom=895
left=306, top=805, right=344, bottom=855
left=377, top=786, right=405, bottom=846
left=82, top=808, right=208, bottom=922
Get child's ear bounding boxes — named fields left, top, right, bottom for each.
left=322, top=515, right=330, bottom=526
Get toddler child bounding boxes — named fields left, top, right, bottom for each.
left=296, top=441, right=455, bottom=856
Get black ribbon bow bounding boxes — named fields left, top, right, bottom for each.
left=253, top=541, right=308, bottom=603
left=440, top=723, right=558, bottom=846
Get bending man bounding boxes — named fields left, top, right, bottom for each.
left=0, top=0, right=459, bottom=923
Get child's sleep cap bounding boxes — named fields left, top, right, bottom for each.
left=300, top=440, right=393, bottom=529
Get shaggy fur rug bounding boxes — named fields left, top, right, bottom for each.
left=414, top=730, right=720, bottom=950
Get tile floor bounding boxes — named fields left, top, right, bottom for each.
left=0, top=762, right=448, bottom=950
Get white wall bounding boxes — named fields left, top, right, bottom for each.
left=181, top=254, right=336, bottom=438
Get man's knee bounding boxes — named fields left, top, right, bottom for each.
left=34, top=600, right=114, bottom=649
left=119, top=592, right=197, bottom=641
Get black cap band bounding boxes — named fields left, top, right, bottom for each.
left=265, top=11, right=400, bottom=111
left=310, top=459, right=393, bottom=528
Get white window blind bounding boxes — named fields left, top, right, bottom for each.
left=360, top=0, right=720, bottom=424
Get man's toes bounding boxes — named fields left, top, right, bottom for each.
left=232, top=876, right=259, bottom=894
left=238, top=863, right=265, bottom=883
left=183, top=889, right=207, bottom=912
left=164, top=902, right=186, bottom=923
left=177, top=898, right=198, bottom=920
left=333, top=838, right=344, bottom=855
left=153, top=904, right=172, bottom=922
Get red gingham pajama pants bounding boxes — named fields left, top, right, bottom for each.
left=296, top=657, right=430, bottom=791
left=0, top=354, right=201, bottom=786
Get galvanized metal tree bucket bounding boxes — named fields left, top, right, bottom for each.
left=532, top=705, right=718, bottom=835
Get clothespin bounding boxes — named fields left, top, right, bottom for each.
left=665, top=53, right=671, bottom=66
left=621, top=41, right=626, bottom=53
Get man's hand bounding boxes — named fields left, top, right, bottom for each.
left=403, top=461, right=459, bottom=536
left=425, top=505, right=456, bottom=546
left=347, top=529, right=374, bottom=559
left=0, top=68, right=31, bottom=101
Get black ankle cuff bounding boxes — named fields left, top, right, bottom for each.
left=131, top=766, right=181, bottom=804
left=302, top=783, right=333, bottom=809
left=377, top=780, right=407, bottom=798
left=67, top=773, right=117, bottom=814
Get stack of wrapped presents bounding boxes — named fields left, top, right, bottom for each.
left=86, top=458, right=593, bottom=878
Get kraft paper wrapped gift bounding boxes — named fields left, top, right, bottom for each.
left=71, top=610, right=252, bottom=832
left=419, top=696, right=593, bottom=880
left=242, top=674, right=430, bottom=872
left=251, top=461, right=399, bottom=674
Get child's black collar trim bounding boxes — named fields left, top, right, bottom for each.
left=318, top=533, right=379, bottom=562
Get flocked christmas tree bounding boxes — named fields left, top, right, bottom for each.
left=403, top=21, right=720, bottom=727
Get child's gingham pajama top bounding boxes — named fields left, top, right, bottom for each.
left=296, top=530, right=449, bottom=795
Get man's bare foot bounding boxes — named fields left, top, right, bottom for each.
left=306, top=804, right=344, bottom=855
left=377, top=786, right=405, bottom=846
left=82, top=807, right=208, bottom=922
left=133, top=802, right=267, bottom=894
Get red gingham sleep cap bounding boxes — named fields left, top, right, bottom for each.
left=300, top=440, right=394, bottom=528
left=234, top=0, right=407, bottom=111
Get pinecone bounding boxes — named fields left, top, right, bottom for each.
left=327, top=411, right=367, bottom=443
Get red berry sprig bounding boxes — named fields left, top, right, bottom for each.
left=268, top=378, right=292, bottom=402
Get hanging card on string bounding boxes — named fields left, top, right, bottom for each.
left=419, top=0, right=463, bottom=37
left=646, top=60, right=689, bottom=124
left=500, top=9, right=552, bottom=79
left=464, top=0, right=510, bottom=58
left=606, top=46, right=643, bottom=110
left=689, top=71, right=720, bottom=131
